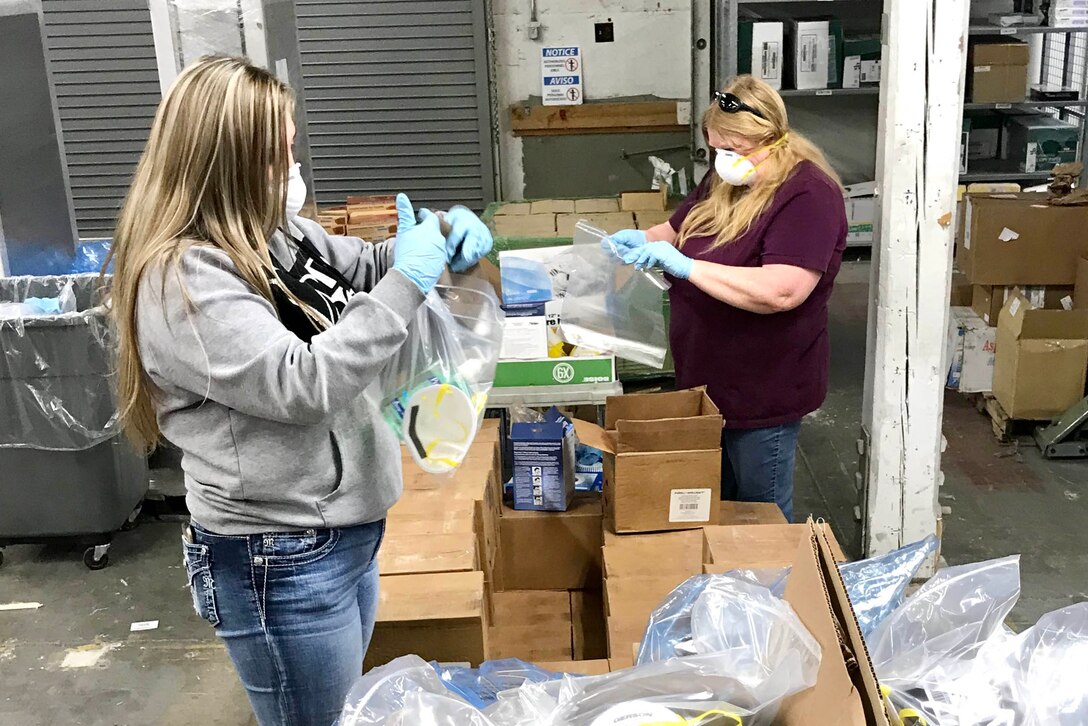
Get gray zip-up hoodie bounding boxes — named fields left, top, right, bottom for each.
left=137, top=216, right=423, bottom=535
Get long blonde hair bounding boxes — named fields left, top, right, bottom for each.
left=678, top=75, right=842, bottom=250
left=107, top=56, right=310, bottom=449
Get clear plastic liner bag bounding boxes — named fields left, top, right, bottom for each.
left=839, top=534, right=939, bottom=639
left=0, top=274, right=119, bottom=451
left=1005, top=602, right=1088, bottom=726
left=871, top=556, right=1022, bottom=726
left=560, top=221, right=670, bottom=368
left=339, top=655, right=497, bottom=726
left=431, top=659, right=565, bottom=710
left=626, top=574, right=819, bottom=724
left=377, top=282, right=504, bottom=475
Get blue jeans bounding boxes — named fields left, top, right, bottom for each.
left=183, top=519, right=385, bottom=726
left=721, top=421, right=802, bottom=522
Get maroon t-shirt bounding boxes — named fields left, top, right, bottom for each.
left=666, top=161, right=847, bottom=429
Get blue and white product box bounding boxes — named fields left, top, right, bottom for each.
left=511, top=408, right=576, bottom=511
left=500, top=301, right=549, bottom=360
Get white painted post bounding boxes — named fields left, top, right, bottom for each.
left=862, top=0, right=970, bottom=562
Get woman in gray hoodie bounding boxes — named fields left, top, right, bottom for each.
left=106, top=56, right=492, bottom=726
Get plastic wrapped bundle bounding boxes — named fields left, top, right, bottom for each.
left=376, top=280, right=503, bottom=475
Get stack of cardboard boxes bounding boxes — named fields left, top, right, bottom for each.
left=950, top=193, right=1088, bottom=421
left=488, top=190, right=669, bottom=241
left=314, top=195, right=399, bottom=241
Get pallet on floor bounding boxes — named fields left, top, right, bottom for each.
left=976, top=395, right=1047, bottom=443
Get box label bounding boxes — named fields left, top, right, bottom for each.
left=494, top=356, right=615, bottom=387
left=1025, top=142, right=1038, bottom=173
left=761, top=41, right=781, bottom=80
left=975, top=65, right=992, bottom=73
left=800, top=34, right=818, bottom=72
left=669, top=489, right=712, bottom=523
left=541, top=47, right=583, bottom=106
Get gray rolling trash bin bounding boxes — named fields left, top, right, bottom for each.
left=0, top=274, right=148, bottom=569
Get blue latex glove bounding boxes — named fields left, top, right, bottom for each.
left=622, top=241, right=694, bottom=280
left=444, top=206, right=494, bottom=273
left=603, top=229, right=648, bottom=258
left=393, top=193, right=447, bottom=293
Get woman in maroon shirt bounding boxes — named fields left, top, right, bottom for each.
left=608, top=75, right=847, bottom=522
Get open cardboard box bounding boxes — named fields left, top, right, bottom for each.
left=703, top=523, right=849, bottom=573
left=496, top=493, right=603, bottom=591
left=573, top=388, right=722, bottom=533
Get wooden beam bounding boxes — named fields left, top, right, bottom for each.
left=862, top=0, right=969, bottom=567
left=510, top=101, right=687, bottom=137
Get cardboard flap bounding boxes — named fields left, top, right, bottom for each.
left=1021, top=309, right=1088, bottom=340
left=779, top=522, right=868, bottom=725
left=614, top=416, right=722, bottom=453
left=604, top=388, right=708, bottom=428
left=573, top=419, right=616, bottom=454
left=998, top=289, right=1030, bottom=339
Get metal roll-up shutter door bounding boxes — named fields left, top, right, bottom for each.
left=296, top=0, right=495, bottom=211
left=41, top=0, right=160, bottom=239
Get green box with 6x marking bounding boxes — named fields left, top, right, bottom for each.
left=494, top=356, right=615, bottom=387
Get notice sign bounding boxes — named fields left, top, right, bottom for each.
left=541, top=46, right=583, bottom=106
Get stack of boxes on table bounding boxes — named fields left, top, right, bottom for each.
left=314, top=195, right=398, bottom=241
left=948, top=187, right=1088, bottom=422
left=488, top=189, right=670, bottom=241
left=366, top=388, right=887, bottom=722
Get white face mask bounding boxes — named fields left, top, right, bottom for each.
left=285, top=162, right=307, bottom=219
left=714, top=148, right=760, bottom=186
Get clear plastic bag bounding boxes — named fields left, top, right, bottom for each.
left=377, top=281, right=503, bottom=475
left=0, top=274, right=118, bottom=451
left=871, top=556, right=1022, bottom=725
left=1006, top=602, right=1088, bottom=726
left=431, top=659, right=566, bottom=710
left=839, top=534, right=939, bottom=639
left=560, top=221, right=670, bottom=369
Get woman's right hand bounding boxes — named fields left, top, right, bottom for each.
left=392, top=193, right=447, bottom=293
left=603, top=229, right=648, bottom=258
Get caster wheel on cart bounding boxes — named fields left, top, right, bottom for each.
left=83, top=546, right=109, bottom=570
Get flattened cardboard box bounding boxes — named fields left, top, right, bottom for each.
left=992, top=289, right=1088, bottom=419
left=574, top=388, right=722, bottom=533
left=530, top=199, right=576, bottom=215
left=620, top=188, right=668, bottom=212
left=494, top=202, right=532, bottom=216
left=493, top=213, right=557, bottom=238
left=366, top=571, right=488, bottom=670
left=574, top=198, right=620, bottom=214
left=497, top=493, right=603, bottom=591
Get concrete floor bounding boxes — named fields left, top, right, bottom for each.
left=2, top=260, right=1086, bottom=724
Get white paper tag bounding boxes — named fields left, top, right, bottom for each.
left=1062, top=296, right=1075, bottom=311
left=1009, top=298, right=1022, bottom=318
left=975, top=65, right=992, bottom=73
left=676, top=101, right=692, bottom=126
left=998, top=227, right=1020, bottom=242
left=669, top=489, right=712, bottom=523
left=963, top=199, right=974, bottom=249
left=130, top=620, right=159, bottom=632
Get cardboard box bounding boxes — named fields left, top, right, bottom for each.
left=738, top=20, right=784, bottom=90
left=702, top=523, right=847, bottom=573
left=575, top=389, right=722, bottom=534
left=495, top=356, right=616, bottom=387
left=497, top=493, right=603, bottom=591
left=488, top=590, right=573, bottom=662
left=574, top=198, right=620, bottom=214
left=958, top=194, right=1088, bottom=285
left=495, top=202, right=532, bottom=216
left=620, top=188, right=668, bottom=212
left=366, top=571, right=488, bottom=670
left=634, top=210, right=673, bottom=230
left=493, top=214, right=557, bottom=238
left=946, top=306, right=997, bottom=394
left=530, top=199, right=576, bottom=215
left=968, top=39, right=1029, bottom=103
left=786, top=19, right=831, bottom=90
left=950, top=271, right=973, bottom=307
left=534, top=659, right=611, bottom=676
left=719, top=500, right=789, bottom=526
left=602, top=529, right=704, bottom=579
left=845, top=196, right=876, bottom=245
left=606, top=612, right=652, bottom=660
left=1076, top=255, right=1088, bottom=309
left=571, top=590, right=608, bottom=660
left=843, top=35, right=881, bottom=89
left=377, top=533, right=477, bottom=575
left=556, top=212, right=635, bottom=237
left=965, top=110, right=1002, bottom=161
left=993, top=289, right=1088, bottom=419
left=972, top=285, right=1076, bottom=325
left=1005, top=114, right=1080, bottom=173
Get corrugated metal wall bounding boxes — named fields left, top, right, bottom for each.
left=41, top=0, right=161, bottom=239
left=295, top=0, right=495, bottom=211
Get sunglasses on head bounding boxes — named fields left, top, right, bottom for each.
left=714, top=91, right=766, bottom=120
